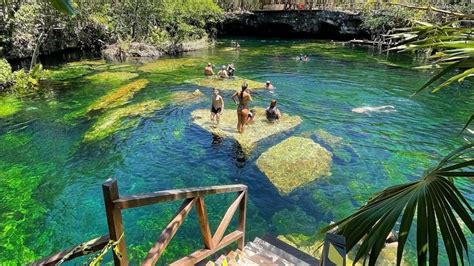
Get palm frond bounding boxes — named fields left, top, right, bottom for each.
left=320, top=144, right=474, bottom=266
left=49, top=0, right=75, bottom=16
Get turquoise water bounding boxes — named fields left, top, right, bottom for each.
left=0, top=39, right=472, bottom=265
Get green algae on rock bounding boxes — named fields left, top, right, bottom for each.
left=171, top=89, right=205, bottom=106
left=138, top=58, right=201, bottom=73
left=257, top=137, right=332, bottom=194
left=191, top=76, right=264, bottom=91
left=83, top=100, right=163, bottom=142
left=85, top=71, right=139, bottom=84
left=191, top=107, right=302, bottom=152
left=86, top=79, right=149, bottom=113
left=315, top=129, right=343, bottom=146
left=0, top=96, right=22, bottom=118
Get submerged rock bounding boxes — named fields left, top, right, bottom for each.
left=86, top=79, right=149, bottom=113
left=138, top=57, right=201, bottom=73
left=315, top=129, right=343, bottom=146
left=83, top=100, right=163, bottom=142
left=191, top=107, right=302, bottom=152
left=191, top=76, right=264, bottom=91
left=0, top=96, right=22, bottom=118
left=85, top=71, right=139, bottom=84
left=171, top=90, right=205, bottom=105
left=256, top=137, right=332, bottom=194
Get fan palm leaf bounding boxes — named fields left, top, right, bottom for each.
left=320, top=144, right=474, bottom=266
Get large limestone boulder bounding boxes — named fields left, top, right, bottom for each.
left=191, top=107, right=301, bottom=152
left=191, top=76, right=264, bottom=91
left=257, top=137, right=332, bottom=194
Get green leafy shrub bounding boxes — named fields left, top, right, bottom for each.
left=10, top=64, right=48, bottom=95
left=360, top=4, right=416, bottom=38
left=0, top=59, right=13, bottom=84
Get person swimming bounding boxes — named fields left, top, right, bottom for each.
left=303, top=55, right=310, bottom=62
left=351, top=105, right=396, bottom=114
left=232, top=82, right=253, bottom=133
left=204, top=63, right=214, bottom=76
left=218, top=65, right=228, bottom=78
left=265, top=80, right=274, bottom=90
left=210, top=89, right=224, bottom=124
left=266, top=99, right=281, bottom=122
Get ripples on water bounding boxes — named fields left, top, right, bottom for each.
left=0, top=39, right=472, bottom=264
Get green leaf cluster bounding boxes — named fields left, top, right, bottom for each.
left=321, top=144, right=474, bottom=266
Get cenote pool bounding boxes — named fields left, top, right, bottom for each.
left=1, top=39, right=473, bottom=265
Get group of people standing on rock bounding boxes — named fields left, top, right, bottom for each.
left=207, top=66, right=282, bottom=133
left=204, top=62, right=236, bottom=79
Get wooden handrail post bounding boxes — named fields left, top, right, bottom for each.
left=196, top=197, right=213, bottom=249
left=237, top=189, right=247, bottom=250
left=103, top=179, right=128, bottom=265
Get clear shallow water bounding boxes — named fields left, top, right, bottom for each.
left=0, top=39, right=473, bottom=265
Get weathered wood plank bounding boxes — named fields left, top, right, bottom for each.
left=237, top=190, right=247, bottom=250
left=212, top=191, right=245, bottom=247
left=196, top=197, right=213, bottom=249
left=115, top=184, right=247, bottom=210
left=30, top=235, right=110, bottom=266
left=142, top=198, right=197, bottom=266
left=102, top=178, right=128, bottom=265
left=169, top=230, right=244, bottom=266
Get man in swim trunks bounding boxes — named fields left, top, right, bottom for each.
left=210, top=89, right=224, bottom=124
left=232, top=82, right=252, bottom=133
left=204, top=63, right=214, bottom=76
left=227, top=63, right=236, bottom=77
left=218, top=65, right=228, bottom=79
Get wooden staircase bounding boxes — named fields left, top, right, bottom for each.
left=203, top=237, right=319, bottom=266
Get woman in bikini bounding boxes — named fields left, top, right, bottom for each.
left=232, top=82, right=252, bottom=133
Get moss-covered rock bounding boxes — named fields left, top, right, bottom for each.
left=138, top=57, right=201, bottom=73
left=257, top=137, right=332, bottom=194
left=46, top=65, right=93, bottom=81
left=0, top=96, right=22, bottom=118
left=83, top=100, right=163, bottom=142
left=191, top=76, right=264, bottom=91
left=85, top=71, right=139, bottom=84
left=315, top=129, right=343, bottom=146
left=86, top=79, right=149, bottom=113
left=191, top=107, right=302, bottom=153
left=171, top=90, right=205, bottom=106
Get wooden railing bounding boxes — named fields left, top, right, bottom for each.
left=32, top=179, right=248, bottom=265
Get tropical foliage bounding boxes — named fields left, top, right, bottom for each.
left=322, top=144, right=473, bottom=265
left=1, top=0, right=224, bottom=60
left=389, top=19, right=473, bottom=94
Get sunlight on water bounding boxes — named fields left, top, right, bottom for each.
left=0, top=39, right=472, bottom=265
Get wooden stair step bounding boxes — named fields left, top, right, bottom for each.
left=253, top=237, right=311, bottom=266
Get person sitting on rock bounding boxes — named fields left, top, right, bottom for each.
left=204, top=63, right=214, bottom=76
left=227, top=63, right=236, bottom=77
left=266, top=99, right=281, bottom=123
left=246, top=109, right=256, bottom=124
left=218, top=65, right=229, bottom=79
